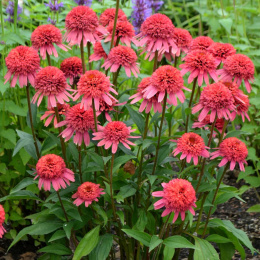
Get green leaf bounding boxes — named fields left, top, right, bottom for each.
left=224, top=130, right=248, bottom=139
left=0, top=129, right=16, bottom=145
left=92, top=205, right=108, bottom=226
left=113, top=155, right=135, bottom=173
left=219, top=243, right=235, bottom=260
left=89, top=234, right=113, bottom=260
left=125, top=104, right=145, bottom=133
left=219, top=18, right=233, bottom=34
left=163, top=235, right=197, bottom=249
left=206, top=234, right=230, bottom=243
left=9, top=221, right=63, bottom=250
left=10, top=178, right=34, bottom=194
left=101, top=40, right=110, bottom=55
left=116, top=185, right=136, bottom=202
left=194, top=237, right=219, bottom=260
left=73, top=226, right=100, bottom=260
left=247, top=204, right=260, bottom=213
left=0, top=100, right=27, bottom=116
left=149, top=235, right=163, bottom=252
left=0, top=190, right=41, bottom=203
left=48, top=230, right=66, bottom=242
left=38, top=244, right=72, bottom=255
left=163, top=245, right=175, bottom=260
left=122, top=229, right=151, bottom=247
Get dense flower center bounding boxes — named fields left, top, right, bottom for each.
left=223, top=54, right=254, bottom=80
left=36, top=154, right=66, bottom=179
left=31, top=24, right=62, bottom=47
left=65, top=6, right=99, bottom=32
left=77, top=182, right=101, bottom=200
left=199, top=83, right=234, bottom=110
left=66, top=104, right=95, bottom=133
left=5, top=46, right=40, bottom=75
left=93, top=42, right=107, bottom=58
left=220, top=137, right=248, bottom=162
left=60, top=57, right=82, bottom=78
left=141, top=13, right=175, bottom=39
left=163, top=179, right=196, bottom=212
left=103, top=121, right=130, bottom=142
left=99, top=8, right=127, bottom=27
left=208, top=42, right=236, bottom=60
left=177, top=133, right=205, bottom=156
left=35, top=66, right=67, bottom=95
left=172, top=28, right=192, bottom=48
left=151, top=65, right=184, bottom=94
left=77, top=70, right=110, bottom=98
left=108, top=46, right=137, bottom=66
left=190, top=36, right=214, bottom=51
left=107, top=20, right=134, bottom=38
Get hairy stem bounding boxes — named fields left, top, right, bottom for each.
left=109, top=0, right=120, bottom=51
left=87, top=42, right=92, bottom=70
left=80, top=39, right=86, bottom=74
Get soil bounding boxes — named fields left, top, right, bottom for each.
left=0, top=171, right=259, bottom=260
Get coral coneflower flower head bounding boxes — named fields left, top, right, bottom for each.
left=218, top=54, right=254, bottom=93
left=72, top=182, right=105, bottom=207
left=190, top=36, right=214, bottom=51
left=4, top=46, right=40, bottom=88
left=211, top=137, right=248, bottom=171
left=137, top=13, right=177, bottom=60
left=231, top=91, right=250, bottom=122
left=208, top=42, right=236, bottom=65
left=0, top=205, right=6, bottom=238
left=172, top=28, right=192, bottom=56
left=89, top=42, right=108, bottom=62
left=129, top=77, right=162, bottom=113
left=142, top=65, right=189, bottom=106
left=102, top=45, right=140, bottom=77
left=56, top=104, right=95, bottom=146
left=92, top=121, right=140, bottom=153
left=31, top=24, right=69, bottom=59
left=99, top=8, right=127, bottom=27
left=192, top=82, right=236, bottom=122
left=41, top=103, right=70, bottom=127
left=32, top=66, right=73, bottom=107
left=65, top=6, right=107, bottom=46
left=74, top=70, right=118, bottom=110
left=60, top=56, right=83, bottom=85
left=152, top=179, right=196, bottom=223
left=34, top=154, right=75, bottom=191
left=171, top=132, right=209, bottom=165
left=105, top=20, right=135, bottom=47
left=180, top=50, right=219, bottom=86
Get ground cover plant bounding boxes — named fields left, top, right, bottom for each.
left=0, top=0, right=260, bottom=259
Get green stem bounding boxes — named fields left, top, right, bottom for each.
left=57, top=190, right=69, bottom=222
left=0, top=0, right=4, bottom=36
left=151, top=93, right=168, bottom=175
left=14, top=0, right=18, bottom=33
left=46, top=53, right=51, bottom=66
left=92, top=98, right=98, bottom=132
left=202, top=164, right=229, bottom=238
left=87, top=42, right=92, bottom=70
left=153, top=51, right=159, bottom=71
left=109, top=0, right=120, bottom=51
left=185, top=77, right=197, bottom=132
left=80, top=39, right=86, bottom=74
left=194, top=192, right=208, bottom=233
left=54, top=107, right=67, bottom=161
left=110, top=154, right=117, bottom=219
left=26, top=85, right=40, bottom=159
left=219, top=119, right=229, bottom=144
left=78, top=145, right=83, bottom=183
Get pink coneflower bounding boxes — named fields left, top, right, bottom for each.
left=92, top=121, right=140, bottom=153
left=208, top=42, right=236, bottom=65
left=192, top=82, right=236, bottom=122
left=190, top=36, right=214, bottom=51
left=32, top=66, right=73, bottom=107
left=172, top=28, right=192, bottom=57
left=152, top=179, right=196, bottom=223
left=56, top=104, right=95, bottom=146
left=98, top=99, right=126, bottom=122
left=192, top=115, right=225, bottom=134
left=41, top=103, right=70, bottom=127
left=89, top=42, right=108, bottom=62
left=217, top=54, right=255, bottom=93
left=211, top=137, right=248, bottom=171
left=171, top=132, right=209, bottom=165
left=34, top=154, right=75, bottom=191
left=129, top=77, right=162, bottom=113
left=99, top=8, right=127, bottom=27
left=4, top=46, right=40, bottom=88
left=31, top=24, right=69, bottom=60
left=65, top=6, right=107, bottom=46
left=142, top=65, right=189, bottom=106
left=105, top=20, right=135, bottom=47
left=180, top=50, right=219, bottom=86
left=102, top=45, right=140, bottom=77
left=60, top=57, right=83, bottom=85
left=72, top=182, right=105, bottom=207
left=0, top=205, right=6, bottom=238
left=231, top=92, right=250, bottom=122
left=136, top=13, right=178, bottom=60
left=74, top=70, right=118, bottom=111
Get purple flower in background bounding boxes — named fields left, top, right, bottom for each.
left=73, top=0, right=92, bottom=6
left=5, top=1, right=22, bottom=23
left=47, top=17, right=57, bottom=25
left=148, top=0, right=164, bottom=12
left=131, top=0, right=152, bottom=34
left=45, top=0, right=64, bottom=12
